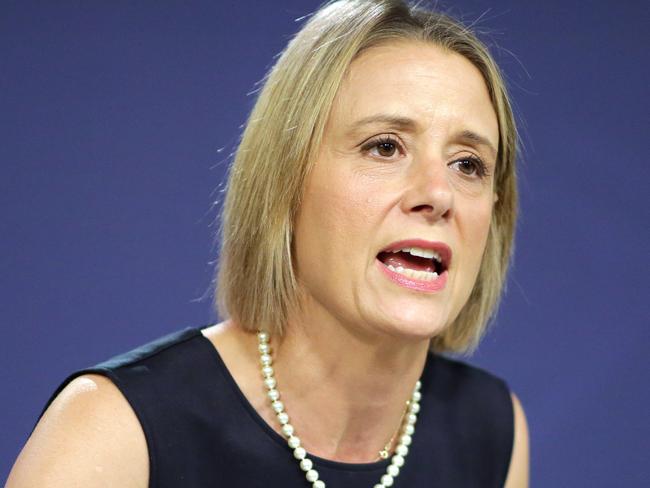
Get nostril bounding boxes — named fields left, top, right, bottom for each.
left=412, top=204, right=434, bottom=212
left=410, top=203, right=452, bottom=221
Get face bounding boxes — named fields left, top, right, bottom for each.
left=293, top=41, right=499, bottom=342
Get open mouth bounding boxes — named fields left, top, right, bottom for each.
left=377, top=244, right=450, bottom=283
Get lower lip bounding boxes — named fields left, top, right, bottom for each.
left=376, top=259, right=448, bottom=292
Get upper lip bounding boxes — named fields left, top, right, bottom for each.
left=378, top=239, right=452, bottom=269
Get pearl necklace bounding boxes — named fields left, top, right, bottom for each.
left=257, top=331, right=422, bottom=488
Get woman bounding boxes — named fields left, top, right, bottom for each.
left=7, top=1, right=528, bottom=487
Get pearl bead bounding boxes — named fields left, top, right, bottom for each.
left=282, top=423, right=294, bottom=436
left=257, top=329, right=419, bottom=488
left=293, top=447, right=307, bottom=459
left=277, top=412, right=289, bottom=424
left=396, top=444, right=408, bottom=456
left=381, top=474, right=394, bottom=486
left=262, top=365, right=274, bottom=377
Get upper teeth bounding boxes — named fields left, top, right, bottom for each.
left=393, top=247, right=442, bottom=263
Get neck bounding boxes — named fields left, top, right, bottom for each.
left=270, top=308, right=430, bottom=463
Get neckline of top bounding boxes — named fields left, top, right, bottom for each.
left=192, top=327, right=432, bottom=473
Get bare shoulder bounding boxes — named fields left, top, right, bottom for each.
left=6, top=374, right=149, bottom=488
left=504, top=392, right=530, bottom=488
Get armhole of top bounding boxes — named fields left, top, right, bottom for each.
left=33, top=328, right=203, bottom=488
left=432, top=353, right=517, bottom=486
left=501, top=383, right=517, bottom=486
left=35, top=367, right=156, bottom=488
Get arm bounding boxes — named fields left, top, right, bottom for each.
left=504, top=392, right=530, bottom=488
left=6, top=374, right=149, bottom=488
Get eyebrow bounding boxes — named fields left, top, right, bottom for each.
left=456, top=130, right=498, bottom=160
left=349, top=114, right=419, bottom=133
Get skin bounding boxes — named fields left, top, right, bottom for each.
left=7, top=41, right=529, bottom=486
left=6, top=374, right=149, bottom=487
left=295, top=42, right=500, bottom=347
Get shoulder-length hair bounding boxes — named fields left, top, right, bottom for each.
left=216, top=0, right=518, bottom=353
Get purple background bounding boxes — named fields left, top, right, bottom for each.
left=2, top=1, right=648, bottom=485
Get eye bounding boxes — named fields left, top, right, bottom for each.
left=376, top=141, right=397, bottom=157
left=361, top=135, right=403, bottom=159
left=449, top=156, right=490, bottom=178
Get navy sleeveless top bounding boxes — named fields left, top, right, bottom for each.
left=40, top=327, right=514, bottom=487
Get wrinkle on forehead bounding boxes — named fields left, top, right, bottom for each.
left=329, top=40, right=499, bottom=150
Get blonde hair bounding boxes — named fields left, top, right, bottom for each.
left=216, top=0, right=518, bottom=353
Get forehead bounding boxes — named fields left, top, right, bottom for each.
left=329, top=40, right=499, bottom=146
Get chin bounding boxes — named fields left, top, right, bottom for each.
left=373, top=305, right=451, bottom=343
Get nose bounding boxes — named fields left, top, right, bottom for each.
left=400, top=157, right=453, bottom=222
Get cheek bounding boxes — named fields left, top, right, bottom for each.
left=449, top=201, right=493, bottom=319
left=295, top=174, right=375, bottom=273
left=458, top=199, right=494, bottom=272
left=472, top=205, right=493, bottom=247
left=305, top=171, right=381, bottom=234
left=462, top=193, right=493, bottom=236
